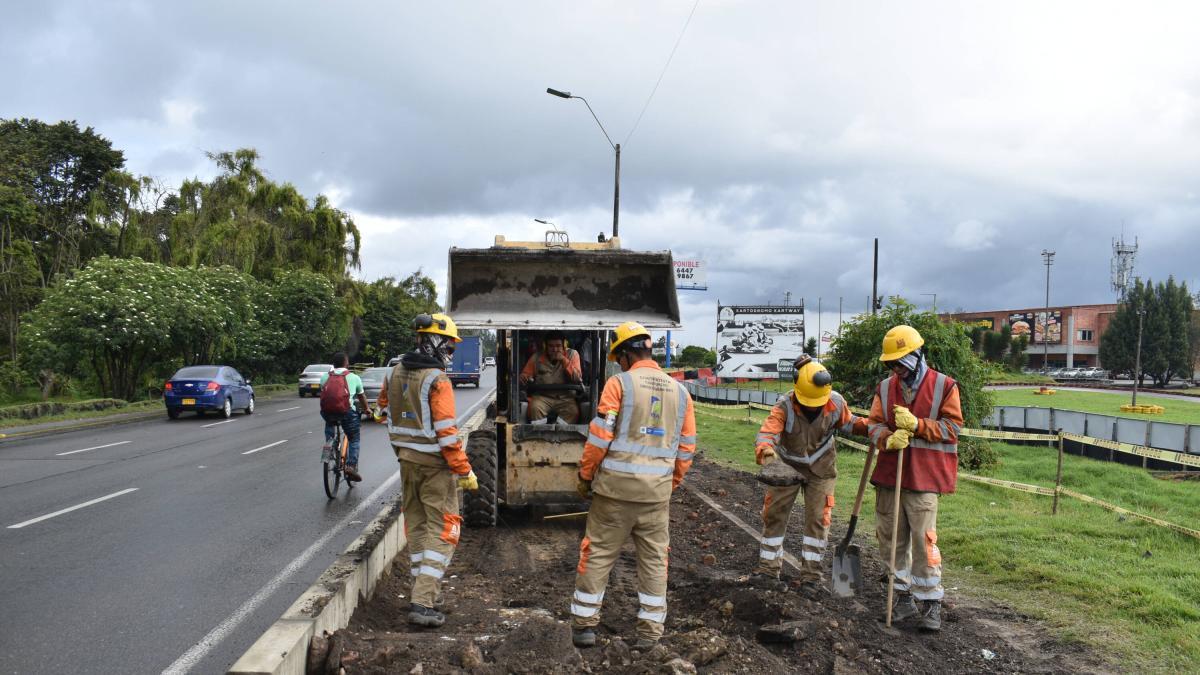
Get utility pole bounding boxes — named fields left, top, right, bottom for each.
left=1041, top=250, right=1055, bottom=370
left=1132, top=306, right=1145, bottom=406
left=872, top=238, right=879, bottom=315
left=838, top=297, right=843, bottom=339
left=817, top=297, right=822, bottom=358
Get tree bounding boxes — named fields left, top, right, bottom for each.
left=1100, top=278, right=1194, bottom=386
left=1007, top=334, right=1029, bottom=371
left=0, top=187, right=42, bottom=359
left=803, top=337, right=818, bottom=357
left=826, top=298, right=995, bottom=470
left=357, top=272, right=442, bottom=364
left=679, top=345, right=717, bottom=368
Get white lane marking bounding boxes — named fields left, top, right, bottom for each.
left=55, top=440, right=131, bottom=456
left=200, top=419, right=236, bottom=428
left=242, top=440, right=288, bottom=455
left=275, top=406, right=300, bottom=413
left=7, top=488, right=139, bottom=529
left=161, top=471, right=402, bottom=674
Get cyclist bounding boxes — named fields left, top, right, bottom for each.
left=320, top=352, right=372, bottom=482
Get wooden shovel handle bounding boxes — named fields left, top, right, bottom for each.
left=886, top=447, right=906, bottom=628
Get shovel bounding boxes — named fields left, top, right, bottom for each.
left=830, top=442, right=878, bottom=598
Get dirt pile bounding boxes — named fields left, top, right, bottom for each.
left=317, top=458, right=1112, bottom=674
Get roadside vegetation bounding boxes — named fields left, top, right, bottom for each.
left=992, top=387, right=1200, bottom=425
left=694, top=409, right=1200, bottom=671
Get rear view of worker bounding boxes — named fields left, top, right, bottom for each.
left=569, top=322, right=697, bottom=651
left=388, top=313, right=479, bottom=628
left=752, top=356, right=868, bottom=587
left=867, top=325, right=962, bottom=632
left=520, top=332, right=583, bottom=423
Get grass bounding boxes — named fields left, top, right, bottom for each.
left=991, top=387, right=1200, bottom=425
left=694, top=411, right=1200, bottom=671
left=987, top=370, right=1056, bottom=385
left=0, top=384, right=293, bottom=430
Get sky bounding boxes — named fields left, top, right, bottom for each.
left=4, top=1, right=1199, bottom=349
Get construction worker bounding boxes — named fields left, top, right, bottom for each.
left=751, top=356, right=868, bottom=587
left=520, top=332, right=583, bottom=423
left=868, top=325, right=963, bottom=632
left=569, top=322, right=697, bottom=650
left=388, top=313, right=479, bottom=628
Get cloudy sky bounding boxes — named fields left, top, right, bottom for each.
left=5, top=1, right=1199, bottom=348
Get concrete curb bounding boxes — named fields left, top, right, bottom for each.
left=229, top=396, right=493, bottom=675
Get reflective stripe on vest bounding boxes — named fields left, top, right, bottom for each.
left=388, top=367, right=441, bottom=453
left=599, top=371, right=689, bottom=477
left=881, top=373, right=957, bottom=454
left=774, top=393, right=840, bottom=467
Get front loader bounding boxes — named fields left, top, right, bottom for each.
left=447, top=233, right=680, bottom=526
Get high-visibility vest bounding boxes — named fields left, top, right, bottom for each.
left=769, top=392, right=852, bottom=479
left=388, top=365, right=446, bottom=467
left=870, top=369, right=959, bottom=494
left=533, top=350, right=577, bottom=399
left=592, top=368, right=692, bottom=503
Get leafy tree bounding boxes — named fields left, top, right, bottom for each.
left=827, top=298, right=995, bottom=470
left=803, top=336, right=818, bottom=357
left=0, top=187, right=43, bottom=359
left=249, top=268, right=347, bottom=375
left=1100, top=278, right=1194, bottom=387
left=968, top=325, right=986, bottom=353
left=1007, top=334, right=1029, bottom=371
left=679, top=345, right=717, bottom=368
left=357, top=272, right=441, bottom=364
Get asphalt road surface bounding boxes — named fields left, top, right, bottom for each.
left=0, top=370, right=495, bottom=674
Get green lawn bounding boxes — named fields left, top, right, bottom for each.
left=991, top=387, right=1200, bottom=425
left=694, top=411, right=1200, bottom=671
left=986, top=370, right=1055, bottom=385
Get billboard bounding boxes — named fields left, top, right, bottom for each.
left=674, top=259, right=707, bottom=290
left=715, top=304, right=805, bottom=378
left=1008, top=311, right=1062, bottom=344
left=963, top=317, right=995, bottom=330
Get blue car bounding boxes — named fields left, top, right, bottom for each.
left=164, top=365, right=255, bottom=420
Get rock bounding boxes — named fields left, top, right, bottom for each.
left=604, top=637, right=632, bottom=667
left=829, top=620, right=839, bottom=629
left=981, top=649, right=997, bottom=660
left=832, top=655, right=867, bottom=675
left=461, top=641, right=484, bottom=669
left=716, top=488, right=728, bottom=497
left=756, top=621, right=813, bottom=644
left=720, top=601, right=734, bottom=617
left=676, top=628, right=728, bottom=666
left=660, top=657, right=697, bottom=674
left=409, top=664, right=424, bottom=675
left=701, top=553, right=717, bottom=566
left=688, top=511, right=700, bottom=520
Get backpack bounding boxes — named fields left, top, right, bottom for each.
left=321, top=371, right=351, bottom=414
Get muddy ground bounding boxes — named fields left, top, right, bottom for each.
left=317, top=457, right=1113, bottom=674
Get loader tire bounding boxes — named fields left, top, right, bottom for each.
left=463, top=429, right=498, bottom=527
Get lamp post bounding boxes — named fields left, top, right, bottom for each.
left=1132, top=305, right=1146, bottom=406
left=547, top=87, right=620, bottom=239
left=1041, top=250, right=1055, bottom=370
left=921, top=293, right=937, bottom=312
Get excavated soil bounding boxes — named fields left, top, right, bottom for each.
left=320, top=457, right=1114, bottom=674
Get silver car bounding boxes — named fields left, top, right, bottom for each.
left=298, top=363, right=333, bottom=397
left=359, top=367, right=392, bottom=408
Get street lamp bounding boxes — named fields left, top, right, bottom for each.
left=1041, top=250, right=1055, bottom=370
left=921, top=293, right=937, bottom=312
left=1132, top=305, right=1146, bottom=406
left=547, top=87, right=621, bottom=239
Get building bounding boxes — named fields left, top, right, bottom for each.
left=942, top=304, right=1118, bottom=369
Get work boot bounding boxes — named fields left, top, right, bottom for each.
left=633, top=637, right=659, bottom=651
left=407, top=603, right=445, bottom=628
left=891, top=593, right=920, bottom=623
left=572, top=627, right=597, bottom=648
left=746, top=571, right=783, bottom=589
left=919, top=600, right=942, bottom=631
left=344, top=465, right=362, bottom=482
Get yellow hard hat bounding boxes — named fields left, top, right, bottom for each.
left=793, top=361, right=833, bottom=407
left=608, top=321, right=651, bottom=361
left=414, top=313, right=461, bottom=343
left=879, top=325, right=924, bottom=362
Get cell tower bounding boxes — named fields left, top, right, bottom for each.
left=1111, top=234, right=1137, bottom=300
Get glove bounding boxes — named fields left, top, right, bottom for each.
left=576, top=473, right=593, bottom=500
left=885, top=429, right=912, bottom=452
left=759, top=447, right=778, bottom=465
left=457, top=470, right=479, bottom=491
left=893, top=405, right=919, bottom=433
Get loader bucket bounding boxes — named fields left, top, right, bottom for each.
left=447, top=246, right=681, bottom=330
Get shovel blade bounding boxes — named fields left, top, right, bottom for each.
left=830, top=544, right=862, bottom=597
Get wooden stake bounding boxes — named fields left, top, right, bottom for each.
left=886, top=447, right=905, bottom=628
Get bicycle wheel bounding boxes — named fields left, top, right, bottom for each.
left=323, top=427, right=343, bottom=499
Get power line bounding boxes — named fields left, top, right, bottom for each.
left=624, top=0, right=701, bottom=146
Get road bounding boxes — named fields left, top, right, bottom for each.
left=0, top=370, right=495, bottom=674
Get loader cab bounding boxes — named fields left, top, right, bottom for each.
left=447, top=234, right=679, bottom=526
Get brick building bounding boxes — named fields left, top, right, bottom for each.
left=942, top=304, right=1118, bottom=369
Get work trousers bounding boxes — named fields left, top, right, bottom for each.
left=570, top=495, right=670, bottom=641
left=874, top=487, right=944, bottom=602
left=401, top=460, right=463, bottom=608
left=529, top=395, right=580, bottom=424
left=755, top=476, right=836, bottom=581
left=321, top=410, right=361, bottom=466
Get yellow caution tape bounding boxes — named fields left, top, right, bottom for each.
left=1061, top=432, right=1200, bottom=468
left=959, top=473, right=1056, bottom=496
left=960, top=428, right=1059, bottom=442
left=1057, top=488, right=1200, bottom=540
left=836, top=437, right=870, bottom=452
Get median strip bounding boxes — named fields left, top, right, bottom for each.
left=243, top=440, right=288, bottom=455
left=7, top=488, right=139, bottom=529
left=55, top=440, right=131, bottom=456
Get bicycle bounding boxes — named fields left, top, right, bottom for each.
left=323, top=423, right=353, bottom=499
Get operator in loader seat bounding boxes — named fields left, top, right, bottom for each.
left=520, top=332, right=583, bottom=424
